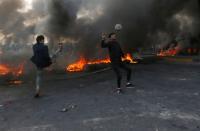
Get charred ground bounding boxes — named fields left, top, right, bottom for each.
left=0, top=60, right=200, bottom=131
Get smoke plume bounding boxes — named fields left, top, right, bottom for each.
left=0, top=0, right=199, bottom=65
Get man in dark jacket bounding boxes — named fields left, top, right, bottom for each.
left=31, top=35, right=52, bottom=98
left=101, top=33, right=133, bottom=93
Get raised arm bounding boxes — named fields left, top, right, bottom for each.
left=101, top=33, right=109, bottom=48
left=101, top=40, right=110, bottom=48
left=51, top=43, right=63, bottom=59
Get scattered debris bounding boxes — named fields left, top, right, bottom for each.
left=60, top=104, right=77, bottom=112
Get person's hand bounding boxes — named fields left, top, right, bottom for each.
left=102, top=33, right=107, bottom=40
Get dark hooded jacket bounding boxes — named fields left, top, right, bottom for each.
left=101, top=40, right=124, bottom=64
left=31, top=43, right=52, bottom=69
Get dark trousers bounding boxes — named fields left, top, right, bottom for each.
left=112, top=62, right=132, bottom=88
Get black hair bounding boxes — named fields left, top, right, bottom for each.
left=36, top=35, right=45, bottom=43
left=108, top=32, right=116, bottom=38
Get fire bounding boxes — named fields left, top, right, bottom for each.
left=67, top=57, right=87, bottom=72
left=9, top=80, right=23, bottom=85
left=12, top=63, right=24, bottom=77
left=123, top=53, right=138, bottom=64
left=157, top=48, right=179, bottom=57
left=88, top=58, right=110, bottom=65
left=0, top=63, right=24, bottom=76
left=66, top=53, right=137, bottom=72
left=0, top=65, right=10, bottom=75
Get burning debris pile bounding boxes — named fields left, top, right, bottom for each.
left=157, top=40, right=181, bottom=57
left=66, top=53, right=137, bottom=72
left=0, top=63, right=24, bottom=76
left=0, top=63, right=24, bottom=85
left=157, top=34, right=200, bottom=57
left=157, top=49, right=178, bottom=57
left=66, top=57, right=110, bottom=72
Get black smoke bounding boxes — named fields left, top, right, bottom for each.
left=0, top=0, right=200, bottom=63
left=45, top=0, right=199, bottom=55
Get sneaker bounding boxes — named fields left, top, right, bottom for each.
left=126, top=83, right=135, bottom=88
left=34, top=93, right=41, bottom=98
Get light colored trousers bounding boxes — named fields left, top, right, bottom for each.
left=35, top=50, right=60, bottom=92
left=36, top=68, right=42, bottom=92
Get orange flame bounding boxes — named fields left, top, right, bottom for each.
left=0, top=63, right=24, bottom=76
left=66, top=57, right=87, bottom=72
left=66, top=53, right=137, bottom=72
left=157, top=49, right=179, bottom=57
left=123, top=53, right=138, bottom=64
left=0, top=65, right=10, bottom=75
left=9, top=80, right=23, bottom=85
left=12, top=63, right=24, bottom=77
left=88, top=58, right=110, bottom=65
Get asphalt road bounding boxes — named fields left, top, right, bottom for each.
left=0, top=62, right=200, bottom=131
